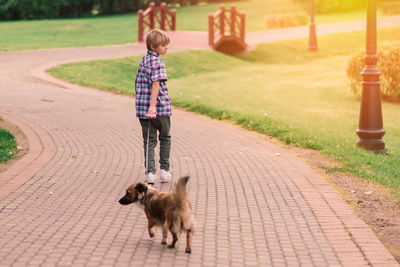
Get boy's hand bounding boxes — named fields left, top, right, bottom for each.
left=146, top=106, right=157, bottom=118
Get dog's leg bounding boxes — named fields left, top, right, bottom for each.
left=161, top=226, right=168, bottom=245
left=148, top=219, right=156, bottom=238
left=185, top=229, right=192, bottom=253
left=167, top=233, right=178, bottom=249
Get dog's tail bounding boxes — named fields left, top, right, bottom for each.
left=174, top=176, right=189, bottom=210
left=173, top=176, right=195, bottom=235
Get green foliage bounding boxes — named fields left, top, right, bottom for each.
left=292, top=0, right=364, bottom=14
left=0, top=0, right=203, bottom=20
left=0, top=0, right=18, bottom=20
left=17, top=0, right=66, bottom=19
left=0, top=0, right=97, bottom=20
left=347, top=41, right=400, bottom=102
left=59, top=0, right=96, bottom=17
left=0, top=127, right=17, bottom=162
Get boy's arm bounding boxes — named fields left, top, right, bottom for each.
left=147, top=81, right=160, bottom=116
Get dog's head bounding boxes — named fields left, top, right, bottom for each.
left=119, top=182, right=148, bottom=205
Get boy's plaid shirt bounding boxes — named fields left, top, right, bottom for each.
left=135, top=50, right=172, bottom=119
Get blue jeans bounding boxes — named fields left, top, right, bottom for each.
left=139, top=117, right=171, bottom=174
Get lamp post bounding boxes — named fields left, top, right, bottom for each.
left=356, top=0, right=386, bottom=153
left=308, top=0, right=317, bottom=51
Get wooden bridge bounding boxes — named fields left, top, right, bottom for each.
left=208, top=5, right=247, bottom=54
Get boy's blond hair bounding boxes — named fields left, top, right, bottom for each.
left=146, top=29, right=170, bottom=51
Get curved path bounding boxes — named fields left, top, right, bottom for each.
left=1, top=17, right=400, bottom=267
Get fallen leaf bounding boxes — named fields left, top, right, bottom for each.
left=364, top=191, right=373, bottom=195
left=275, top=153, right=280, bottom=157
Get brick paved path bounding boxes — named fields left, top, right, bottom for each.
left=1, top=18, right=400, bottom=267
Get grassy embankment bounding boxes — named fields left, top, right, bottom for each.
left=0, top=126, right=17, bottom=163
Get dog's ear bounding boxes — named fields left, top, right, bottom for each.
left=135, top=183, right=148, bottom=200
left=136, top=183, right=148, bottom=193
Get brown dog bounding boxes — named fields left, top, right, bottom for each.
left=119, top=176, right=195, bottom=253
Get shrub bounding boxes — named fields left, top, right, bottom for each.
left=347, top=41, right=400, bottom=102
left=264, top=12, right=308, bottom=30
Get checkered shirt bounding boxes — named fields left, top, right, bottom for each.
left=135, top=50, right=172, bottom=119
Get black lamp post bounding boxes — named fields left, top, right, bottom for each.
left=308, top=0, right=318, bottom=51
left=356, top=0, right=387, bottom=153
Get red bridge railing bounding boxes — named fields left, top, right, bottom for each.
left=138, top=2, right=176, bottom=42
left=208, top=5, right=246, bottom=54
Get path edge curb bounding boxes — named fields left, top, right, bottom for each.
left=0, top=111, right=57, bottom=201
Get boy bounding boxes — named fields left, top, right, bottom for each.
left=135, top=29, right=172, bottom=184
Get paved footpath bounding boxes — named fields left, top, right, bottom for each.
left=0, top=17, right=400, bottom=267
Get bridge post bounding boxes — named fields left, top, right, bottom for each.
left=160, top=3, right=166, bottom=30
left=171, top=9, right=177, bottom=31
left=240, top=12, right=245, bottom=43
left=219, top=5, right=225, bottom=36
left=138, top=10, right=144, bottom=42
left=208, top=14, right=214, bottom=47
left=149, top=2, right=155, bottom=30
left=230, top=5, right=236, bottom=36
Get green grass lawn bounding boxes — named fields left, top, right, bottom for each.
left=0, top=0, right=389, bottom=51
left=0, top=126, right=17, bottom=162
left=49, top=25, right=400, bottom=190
left=0, top=14, right=138, bottom=51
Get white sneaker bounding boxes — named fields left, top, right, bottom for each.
left=146, top=172, right=156, bottom=184
left=160, top=169, right=172, bottom=183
